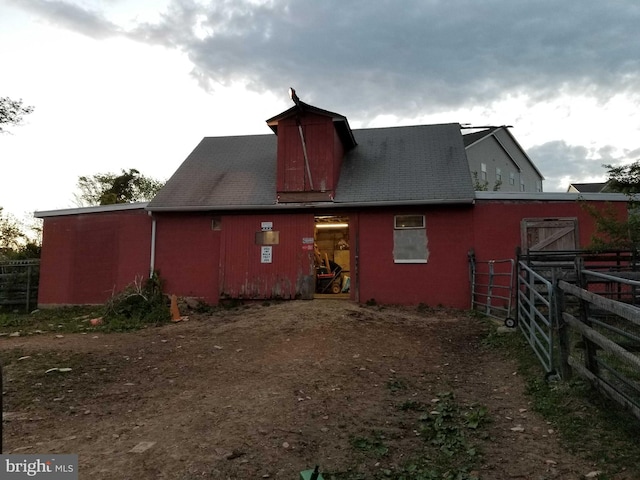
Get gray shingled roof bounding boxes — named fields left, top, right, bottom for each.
left=148, top=135, right=277, bottom=209
left=335, top=124, right=473, bottom=204
left=147, top=123, right=474, bottom=211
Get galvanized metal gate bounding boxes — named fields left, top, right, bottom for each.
left=468, top=250, right=515, bottom=324
left=516, top=260, right=556, bottom=373
left=0, top=259, right=40, bottom=312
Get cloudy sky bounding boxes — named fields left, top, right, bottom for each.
left=1, top=0, right=640, bottom=218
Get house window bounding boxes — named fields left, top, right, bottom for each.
left=520, top=179, right=526, bottom=191
left=496, top=168, right=502, bottom=182
left=509, top=172, right=515, bottom=185
left=536, top=180, right=542, bottom=192
left=393, top=215, right=429, bottom=263
left=480, top=163, right=487, bottom=181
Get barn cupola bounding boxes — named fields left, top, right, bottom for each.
left=266, top=88, right=357, bottom=202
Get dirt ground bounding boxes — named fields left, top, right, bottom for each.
left=1, top=300, right=605, bottom=479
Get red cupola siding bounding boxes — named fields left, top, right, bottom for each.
left=266, top=100, right=357, bottom=202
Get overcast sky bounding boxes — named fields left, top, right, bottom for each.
left=2, top=0, right=640, bottom=218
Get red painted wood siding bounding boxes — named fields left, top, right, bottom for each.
left=220, top=213, right=315, bottom=299
left=470, top=199, right=628, bottom=260
left=355, top=206, right=475, bottom=308
left=153, top=213, right=220, bottom=303
left=276, top=113, right=341, bottom=194
left=38, top=209, right=151, bottom=306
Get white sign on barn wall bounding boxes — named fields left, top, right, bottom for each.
left=261, top=246, right=273, bottom=263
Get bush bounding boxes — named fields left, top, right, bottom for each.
left=102, top=272, right=170, bottom=330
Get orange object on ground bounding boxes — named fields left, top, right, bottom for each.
left=170, top=294, right=181, bottom=321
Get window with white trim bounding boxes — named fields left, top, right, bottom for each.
left=480, top=163, right=487, bottom=181
left=496, top=168, right=502, bottom=182
left=393, top=215, right=429, bottom=263
left=509, top=172, right=515, bottom=185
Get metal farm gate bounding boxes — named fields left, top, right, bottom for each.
left=468, top=250, right=515, bottom=325
left=516, top=259, right=557, bottom=373
left=0, top=259, right=40, bottom=312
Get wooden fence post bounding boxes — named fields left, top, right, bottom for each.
left=575, top=257, right=599, bottom=374
left=552, top=269, right=571, bottom=380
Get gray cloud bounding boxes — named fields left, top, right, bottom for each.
left=127, top=0, right=640, bottom=118
left=8, top=0, right=121, bottom=39
left=528, top=141, right=638, bottom=191
left=10, top=0, right=640, bottom=119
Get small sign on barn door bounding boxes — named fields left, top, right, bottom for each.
left=521, top=218, right=578, bottom=252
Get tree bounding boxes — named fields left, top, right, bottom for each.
left=0, top=207, right=41, bottom=259
left=0, top=97, right=34, bottom=133
left=472, top=171, right=502, bottom=191
left=584, top=160, right=640, bottom=251
left=75, top=169, right=165, bottom=206
left=604, top=161, right=640, bottom=194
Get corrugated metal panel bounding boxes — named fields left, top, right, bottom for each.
left=220, top=213, right=315, bottom=299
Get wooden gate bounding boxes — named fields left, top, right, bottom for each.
left=521, top=218, right=578, bottom=252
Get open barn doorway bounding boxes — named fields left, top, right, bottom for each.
left=314, top=215, right=351, bottom=298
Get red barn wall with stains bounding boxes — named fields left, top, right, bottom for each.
left=218, top=213, right=316, bottom=299
left=36, top=198, right=629, bottom=308
left=153, top=213, right=221, bottom=304
left=38, top=208, right=151, bottom=306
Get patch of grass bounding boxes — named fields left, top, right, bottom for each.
left=386, top=377, right=409, bottom=394
left=350, top=431, right=390, bottom=458
left=0, top=306, right=104, bottom=335
left=330, top=392, right=488, bottom=480
left=0, top=274, right=173, bottom=335
left=398, top=400, right=427, bottom=412
left=484, top=322, right=640, bottom=478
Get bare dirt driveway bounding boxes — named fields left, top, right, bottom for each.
left=2, top=300, right=601, bottom=479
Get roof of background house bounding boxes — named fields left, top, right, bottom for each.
left=567, top=182, right=609, bottom=193
left=462, top=127, right=500, bottom=147
left=147, top=122, right=474, bottom=211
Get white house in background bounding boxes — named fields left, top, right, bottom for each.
left=463, top=126, right=544, bottom=192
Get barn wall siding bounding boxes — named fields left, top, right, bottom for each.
left=356, top=206, right=474, bottom=308
left=220, top=213, right=315, bottom=299
left=38, top=210, right=151, bottom=306
left=153, top=213, right=220, bottom=304
left=470, top=200, right=628, bottom=260
left=37, top=199, right=630, bottom=308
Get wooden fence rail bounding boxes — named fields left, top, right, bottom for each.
left=513, top=250, right=640, bottom=421
left=555, top=274, right=640, bottom=421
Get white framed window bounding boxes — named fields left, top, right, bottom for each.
left=536, top=180, right=542, bottom=192
left=509, top=172, right=515, bottom=185
left=480, top=163, right=487, bottom=181
left=520, top=179, right=526, bottom=191
left=496, top=168, right=502, bottom=182
left=393, top=215, right=429, bottom=263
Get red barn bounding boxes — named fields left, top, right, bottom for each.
left=35, top=99, right=629, bottom=308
